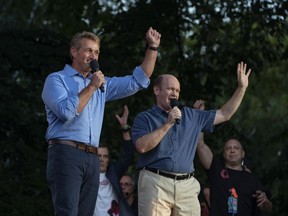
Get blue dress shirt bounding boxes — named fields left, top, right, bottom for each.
left=132, top=105, right=216, bottom=173
left=42, top=64, right=150, bottom=147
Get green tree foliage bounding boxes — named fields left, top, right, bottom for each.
left=0, top=29, right=69, bottom=215
left=0, top=0, right=287, bottom=215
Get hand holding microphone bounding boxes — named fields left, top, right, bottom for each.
left=90, top=59, right=105, bottom=92
left=170, top=99, right=181, bottom=124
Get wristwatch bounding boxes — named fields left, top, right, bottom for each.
left=148, top=46, right=158, bottom=51
left=121, top=124, right=131, bottom=132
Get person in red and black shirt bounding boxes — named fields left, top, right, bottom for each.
left=195, top=100, right=272, bottom=216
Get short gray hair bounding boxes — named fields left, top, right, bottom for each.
left=70, top=31, right=101, bottom=50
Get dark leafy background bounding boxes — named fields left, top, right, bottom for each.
left=0, top=0, right=287, bottom=215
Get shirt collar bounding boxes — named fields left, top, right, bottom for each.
left=63, top=64, right=92, bottom=79
left=152, top=105, right=168, bottom=117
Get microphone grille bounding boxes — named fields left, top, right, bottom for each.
left=170, top=99, right=179, bottom=108
left=90, top=60, right=99, bottom=72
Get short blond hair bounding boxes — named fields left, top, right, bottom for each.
left=70, top=31, right=101, bottom=50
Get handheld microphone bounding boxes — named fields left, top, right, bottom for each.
left=170, top=99, right=180, bottom=124
left=90, top=59, right=105, bottom=92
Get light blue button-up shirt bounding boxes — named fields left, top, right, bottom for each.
left=42, top=64, right=150, bottom=147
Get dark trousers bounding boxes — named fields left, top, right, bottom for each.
left=46, top=144, right=99, bottom=216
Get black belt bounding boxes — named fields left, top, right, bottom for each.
left=48, top=139, right=98, bottom=154
left=145, top=167, right=194, bottom=180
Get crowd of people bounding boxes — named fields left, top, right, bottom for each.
left=42, top=27, right=273, bottom=216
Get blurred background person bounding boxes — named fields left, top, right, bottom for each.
left=120, top=174, right=138, bottom=215
left=195, top=99, right=272, bottom=216
left=94, top=105, right=136, bottom=216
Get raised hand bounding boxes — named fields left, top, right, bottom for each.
left=193, top=99, right=205, bottom=111
left=115, top=105, right=129, bottom=128
left=237, top=61, right=251, bottom=88
left=146, top=27, right=161, bottom=48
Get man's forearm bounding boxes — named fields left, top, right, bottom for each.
left=140, top=48, right=158, bottom=78
left=122, top=131, right=131, bottom=141
left=197, top=137, right=213, bottom=169
left=135, top=122, right=172, bottom=153
left=214, top=86, right=247, bottom=125
left=78, top=84, right=96, bottom=113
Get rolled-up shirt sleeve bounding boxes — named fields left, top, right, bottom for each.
left=42, top=72, right=80, bottom=122
left=133, top=66, right=150, bottom=88
left=105, top=66, right=150, bottom=101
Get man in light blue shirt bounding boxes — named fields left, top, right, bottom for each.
left=42, top=27, right=161, bottom=216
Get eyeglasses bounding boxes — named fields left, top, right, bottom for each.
left=120, top=182, right=133, bottom=187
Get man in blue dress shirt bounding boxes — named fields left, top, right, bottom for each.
left=131, top=62, right=251, bottom=216
left=41, top=27, right=161, bottom=216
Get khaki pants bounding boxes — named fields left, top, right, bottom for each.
left=138, top=169, right=201, bottom=216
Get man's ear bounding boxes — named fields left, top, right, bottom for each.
left=153, top=86, right=160, bottom=96
left=70, top=47, right=77, bottom=59
left=242, top=150, right=245, bottom=158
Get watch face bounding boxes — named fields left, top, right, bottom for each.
left=122, top=125, right=131, bottom=131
